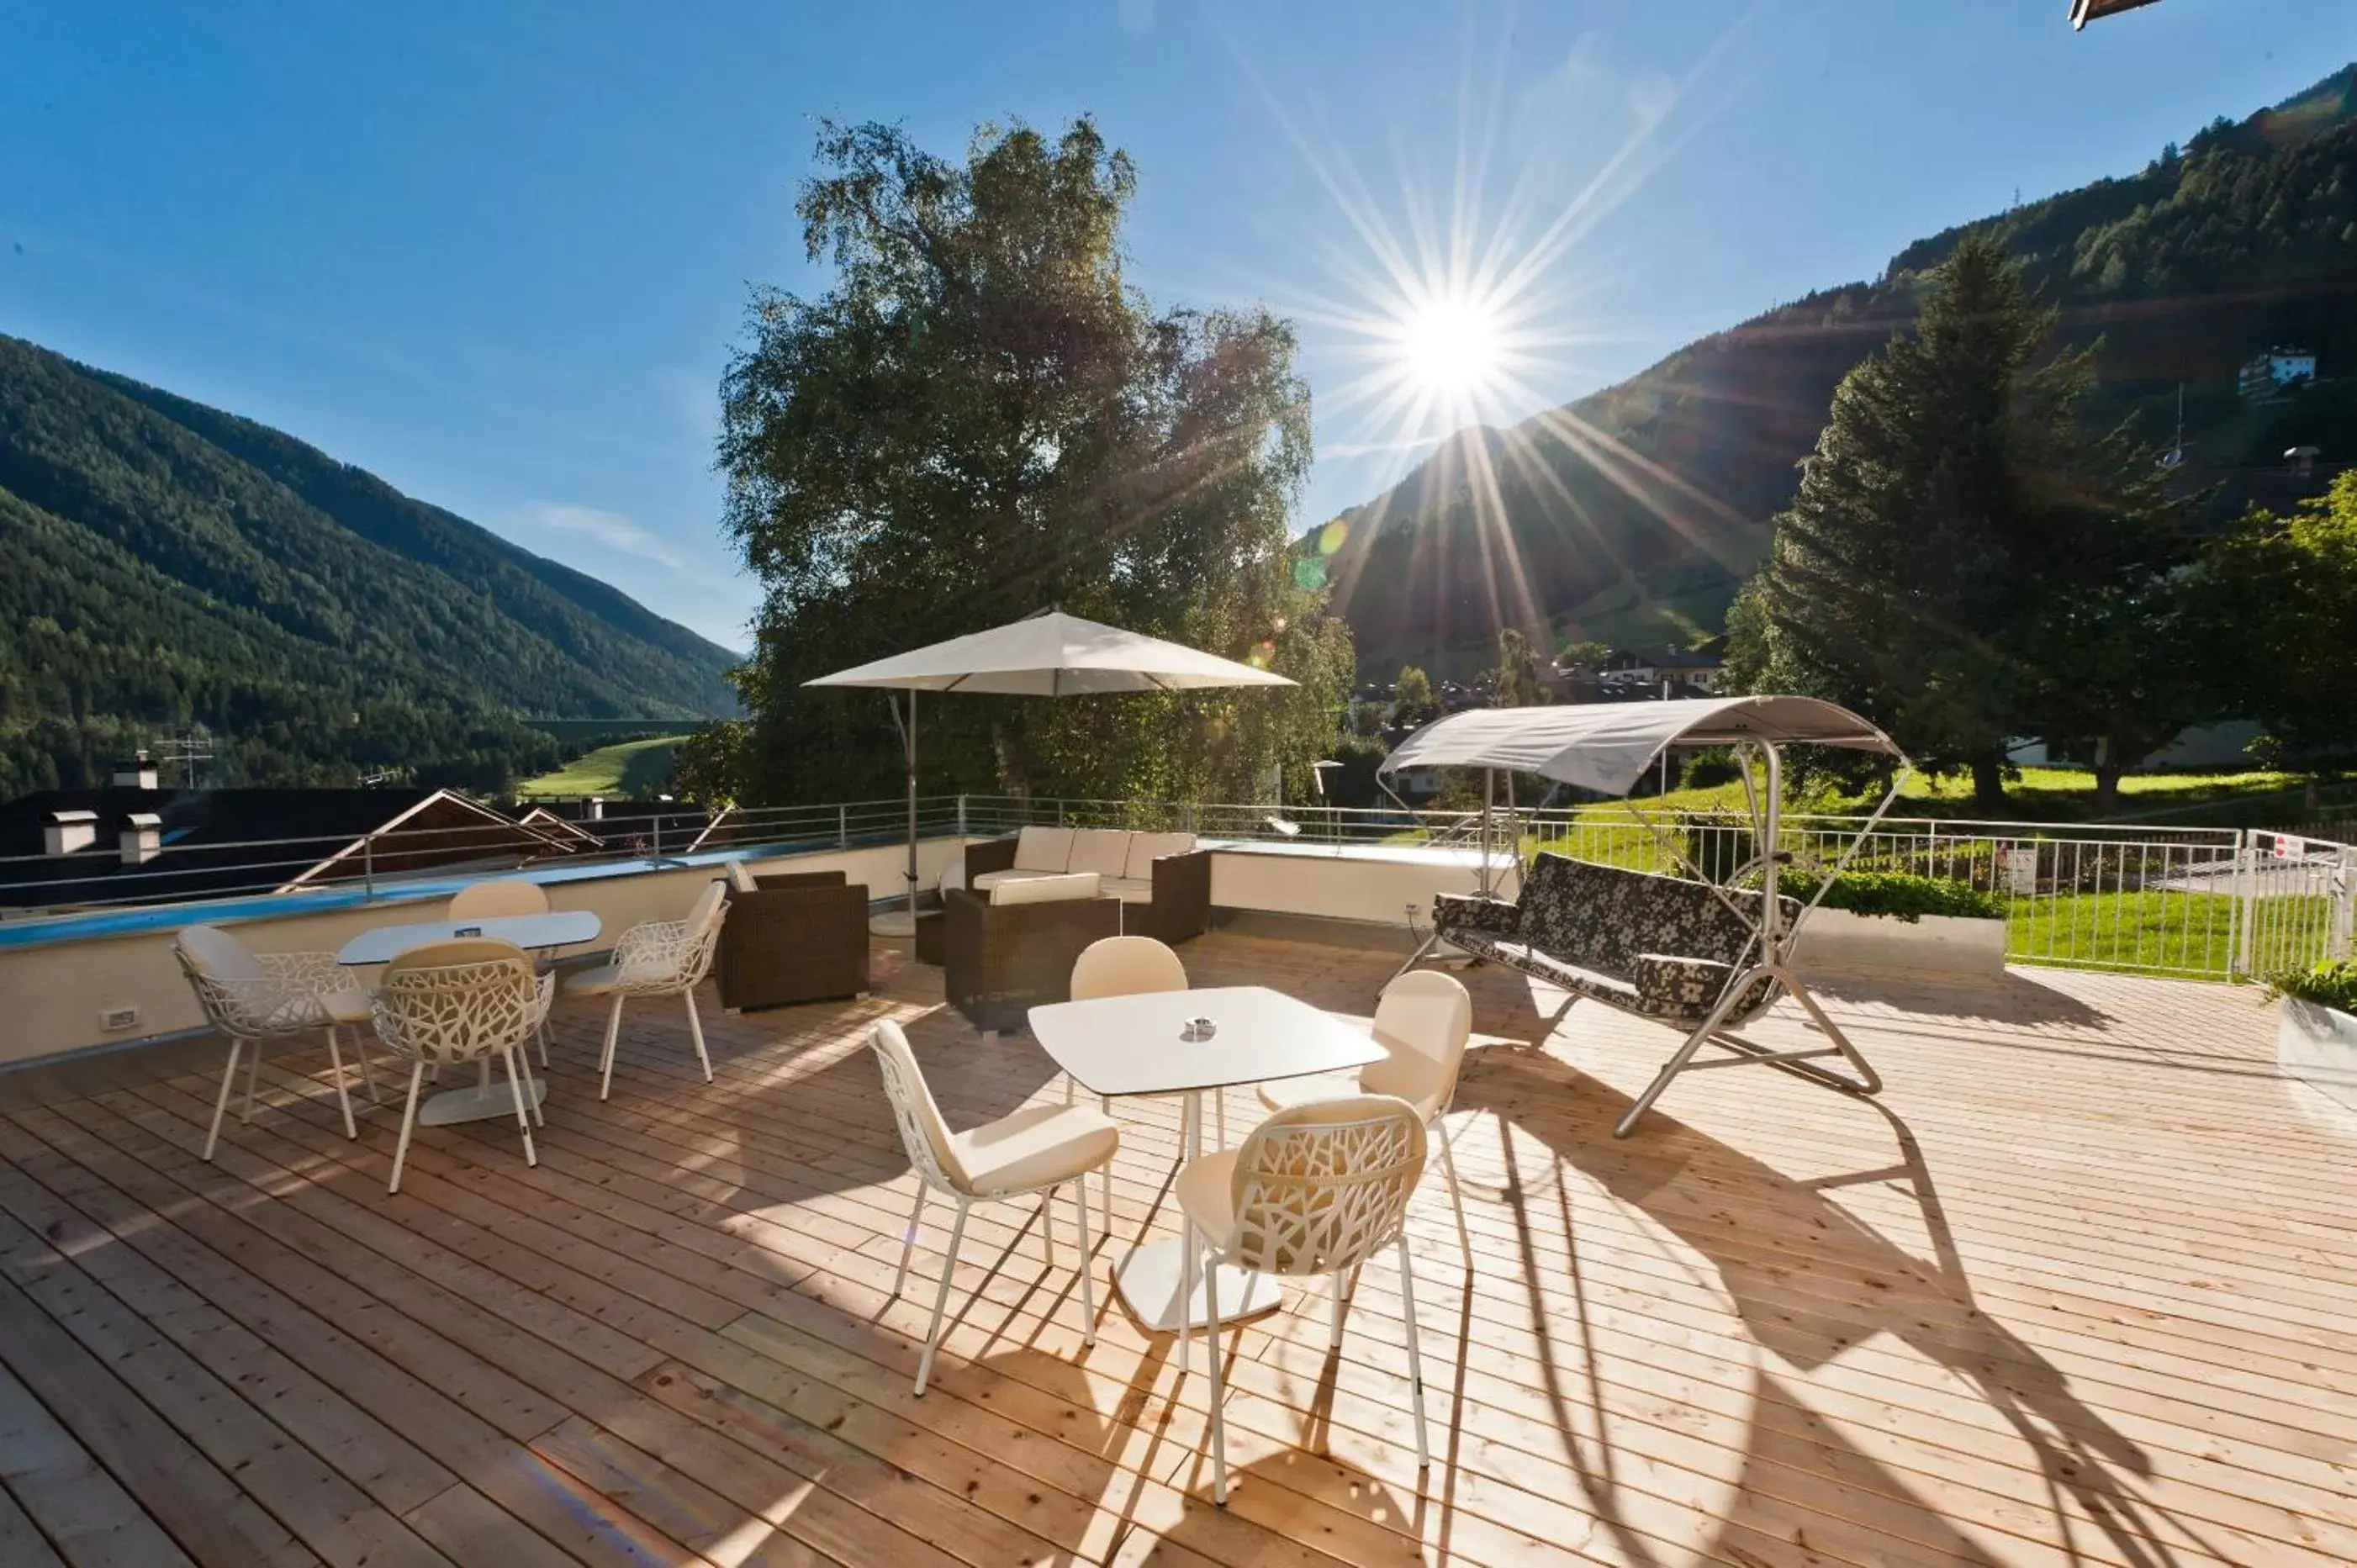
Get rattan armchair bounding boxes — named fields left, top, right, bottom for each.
left=716, top=868, right=870, bottom=1011
left=943, top=884, right=1120, bottom=1039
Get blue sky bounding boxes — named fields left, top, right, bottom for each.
left=4, top=1, right=2351, bottom=652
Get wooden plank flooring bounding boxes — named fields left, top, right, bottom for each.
left=1, top=930, right=2350, bottom=1566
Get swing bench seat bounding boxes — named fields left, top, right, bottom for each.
left=1434, top=853, right=1795, bottom=1027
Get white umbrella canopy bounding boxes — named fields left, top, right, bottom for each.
left=805, top=610, right=1296, bottom=930
left=1381, top=694, right=1897, bottom=799
left=804, top=610, right=1297, bottom=696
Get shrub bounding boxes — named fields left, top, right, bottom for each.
left=2268, top=960, right=2357, bottom=1014
left=1774, top=868, right=2006, bottom=922
left=1678, top=809, right=1752, bottom=884
left=1680, top=747, right=1742, bottom=789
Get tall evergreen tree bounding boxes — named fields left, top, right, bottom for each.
left=1733, top=235, right=2201, bottom=810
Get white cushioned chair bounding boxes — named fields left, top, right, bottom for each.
left=565, top=879, right=729, bottom=1100
left=370, top=937, right=549, bottom=1194
left=1256, top=969, right=1474, bottom=1255
left=1172, top=1095, right=1434, bottom=1504
left=176, top=924, right=378, bottom=1159
left=447, top=878, right=558, bottom=1064
left=868, top=1020, right=1119, bottom=1394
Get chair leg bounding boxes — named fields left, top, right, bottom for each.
left=1330, top=1269, right=1346, bottom=1349
left=536, top=1018, right=551, bottom=1070
left=325, top=1027, right=357, bottom=1140
left=388, top=1063, right=426, bottom=1195
left=1214, top=1093, right=1226, bottom=1151
left=204, top=1041, right=242, bottom=1162
left=893, top=1181, right=927, bottom=1299
left=1040, top=1189, right=1055, bottom=1270
left=1099, top=1095, right=1113, bottom=1243
left=243, top=1040, right=262, bottom=1123
left=916, top=1196, right=970, bottom=1396
left=1177, top=1218, right=1195, bottom=1385
left=1206, top=1238, right=1229, bottom=1507
left=1397, top=1235, right=1430, bottom=1470
left=1073, top=1178, right=1097, bottom=1346
left=1435, top=1115, right=1472, bottom=1263
left=357, top=1037, right=380, bottom=1107
left=683, top=990, right=713, bottom=1083
left=500, top=1046, right=538, bottom=1168
left=598, top=995, right=625, bottom=1101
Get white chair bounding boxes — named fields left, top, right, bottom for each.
left=566, top=879, right=728, bottom=1101
left=370, top=937, right=550, bottom=1194
left=175, top=925, right=376, bottom=1159
left=1065, top=935, right=1189, bottom=1233
left=868, top=1019, right=1119, bottom=1394
left=448, top=878, right=558, bottom=1065
left=1257, top=969, right=1474, bottom=1254
left=1172, top=1095, right=1433, bottom=1504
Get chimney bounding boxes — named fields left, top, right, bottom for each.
left=587, top=797, right=605, bottom=821
left=112, top=750, right=159, bottom=789
left=44, top=810, right=98, bottom=856
left=119, top=812, right=162, bottom=866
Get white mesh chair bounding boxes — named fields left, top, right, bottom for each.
left=371, top=937, right=549, bottom=1194
left=1172, top=1094, right=1432, bottom=1504
left=566, top=879, right=728, bottom=1100
left=1066, top=935, right=1189, bottom=1231
left=1257, top=969, right=1474, bottom=1254
left=868, top=1019, right=1120, bottom=1395
left=176, top=924, right=377, bottom=1159
left=447, top=878, right=558, bottom=1065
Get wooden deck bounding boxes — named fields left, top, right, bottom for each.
left=0, top=930, right=2350, bottom=1567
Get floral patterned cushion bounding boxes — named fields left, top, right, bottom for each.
left=1435, top=853, right=1796, bottom=1023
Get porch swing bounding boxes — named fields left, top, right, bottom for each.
left=1379, top=694, right=1912, bottom=1135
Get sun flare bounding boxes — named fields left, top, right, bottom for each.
left=1398, top=293, right=1504, bottom=395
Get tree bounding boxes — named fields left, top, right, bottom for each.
left=1731, top=234, right=2201, bottom=811
left=717, top=118, right=1349, bottom=805
left=1556, top=639, right=1612, bottom=675
left=1487, top=626, right=1548, bottom=707
left=2204, top=473, right=2357, bottom=768
left=1390, top=665, right=1440, bottom=729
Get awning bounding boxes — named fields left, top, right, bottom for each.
left=1378, top=695, right=1900, bottom=798
left=805, top=610, right=1294, bottom=696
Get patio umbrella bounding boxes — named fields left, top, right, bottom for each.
left=806, top=610, right=1295, bottom=931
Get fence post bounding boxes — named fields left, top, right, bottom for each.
left=363, top=832, right=376, bottom=901
left=838, top=804, right=848, bottom=848
left=958, top=794, right=968, bottom=838
left=2337, top=845, right=2357, bottom=960
left=2233, top=828, right=2257, bottom=979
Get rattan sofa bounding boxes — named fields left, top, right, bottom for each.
left=943, top=881, right=1121, bottom=1036
left=964, top=826, right=1212, bottom=944
left=716, top=868, right=870, bottom=1011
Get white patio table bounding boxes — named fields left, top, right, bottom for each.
left=1027, top=984, right=1385, bottom=1332
left=337, top=910, right=600, bottom=1127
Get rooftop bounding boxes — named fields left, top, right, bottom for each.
left=0, top=925, right=2344, bottom=1567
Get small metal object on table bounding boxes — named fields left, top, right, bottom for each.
left=1028, top=985, right=1386, bottom=1333
left=337, top=910, right=600, bottom=1125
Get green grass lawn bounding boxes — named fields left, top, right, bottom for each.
left=515, top=736, right=679, bottom=800
left=2006, top=890, right=2333, bottom=977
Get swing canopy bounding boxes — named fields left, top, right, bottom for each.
left=1378, top=695, right=1899, bottom=799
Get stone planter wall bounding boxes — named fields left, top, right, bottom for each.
left=2279, top=996, right=2357, bottom=1113
left=1790, top=908, right=2008, bottom=977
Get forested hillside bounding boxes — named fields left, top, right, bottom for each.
left=1328, top=65, right=2357, bottom=678
left=0, top=336, right=740, bottom=795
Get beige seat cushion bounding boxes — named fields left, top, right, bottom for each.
left=1122, top=832, right=1197, bottom=881
left=1101, top=877, right=1156, bottom=904
left=1174, top=1148, right=1241, bottom=1251
left=563, top=963, right=622, bottom=998
left=1259, top=1066, right=1439, bottom=1125
left=970, top=867, right=1067, bottom=893
left=322, top=986, right=375, bottom=1027
left=949, top=1103, right=1120, bottom=1196
left=989, top=871, right=1100, bottom=905
left=1066, top=829, right=1133, bottom=879
left=1012, top=826, right=1075, bottom=873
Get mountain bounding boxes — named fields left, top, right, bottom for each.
left=1325, top=65, right=2357, bottom=680
left=0, top=335, right=740, bottom=795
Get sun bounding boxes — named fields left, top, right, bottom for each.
left=1398, top=292, right=1504, bottom=396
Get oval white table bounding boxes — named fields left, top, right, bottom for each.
left=336, top=910, right=600, bottom=1126
left=1027, top=984, right=1386, bottom=1333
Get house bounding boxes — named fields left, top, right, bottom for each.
left=0, top=768, right=552, bottom=911
left=1600, top=644, right=1725, bottom=696
left=2239, top=346, right=2317, bottom=402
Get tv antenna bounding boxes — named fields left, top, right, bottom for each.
left=2157, top=381, right=2186, bottom=470
left=153, top=728, right=214, bottom=788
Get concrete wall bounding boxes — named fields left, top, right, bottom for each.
left=1209, top=842, right=1514, bottom=928
left=0, top=837, right=961, bottom=1069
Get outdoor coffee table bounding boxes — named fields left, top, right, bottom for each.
left=337, top=910, right=600, bottom=1126
left=1028, top=984, right=1385, bottom=1332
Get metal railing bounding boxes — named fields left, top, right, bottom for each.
left=5, top=790, right=2350, bottom=982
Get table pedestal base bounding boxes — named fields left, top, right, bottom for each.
left=418, top=1079, right=547, bottom=1127
left=868, top=910, right=917, bottom=938
left=1115, top=1242, right=1283, bottom=1333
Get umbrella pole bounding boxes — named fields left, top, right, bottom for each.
left=905, top=691, right=919, bottom=917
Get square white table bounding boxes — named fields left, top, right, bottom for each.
left=336, top=910, right=600, bottom=1125
left=1027, top=985, right=1386, bottom=1332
